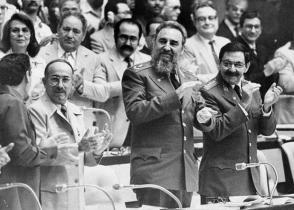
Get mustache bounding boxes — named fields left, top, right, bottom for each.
left=120, top=45, right=134, bottom=52
left=224, top=70, right=241, bottom=77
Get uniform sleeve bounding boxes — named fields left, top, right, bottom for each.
left=122, top=69, right=181, bottom=125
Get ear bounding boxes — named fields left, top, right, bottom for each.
left=190, top=13, right=194, bottom=23
left=42, top=77, right=46, bottom=85
left=244, top=62, right=250, bottom=73
left=25, top=70, right=31, bottom=83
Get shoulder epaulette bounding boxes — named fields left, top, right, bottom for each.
left=130, top=61, right=152, bottom=73
left=202, top=78, right=218, bottom=90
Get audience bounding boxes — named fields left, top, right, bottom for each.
left=161, top=0, right=181, bottom=21
left=1, top=13, right=46, bottom=101
left=81, top=0, right=103, bottom=32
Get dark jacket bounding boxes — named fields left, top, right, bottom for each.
left=199, top=74, right=277, bottom=197
left=0, top=85, right=57, bottom=210
left=217, top=20, right=236, bottom=41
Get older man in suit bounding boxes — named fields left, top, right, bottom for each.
left=0, top=54, right=58, bottom=210
left=95, top=19, right=150, bottom=148
left=199, top=42, right=282, bottom=204
left=184, top=3, right=230, bottom=83
left=29, top=59, right=112, bottom=210
left=39, top=12, right=111, bottom=127
left=122, top=21, right=215, bottom=208
left=216, top=0, right=248, bottom=41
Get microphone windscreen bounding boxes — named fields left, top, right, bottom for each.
left=113, top=184, right=121, bottom=190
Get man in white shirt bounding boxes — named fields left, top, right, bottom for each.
left=184, top=3, right=230, bottom=83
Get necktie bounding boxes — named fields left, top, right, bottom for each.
left=170, top=73, right=181, bottom=89
left=234, top=26, right=239, bottom=37
left=234, top=85, right=242, bottom=99
left=208, top=40, right=219, bottom=66
left=61, top=104, right=68, bottom=119
left=63, top=52, right=75, bottom=68
left=124, top=56, right=133, bottom=68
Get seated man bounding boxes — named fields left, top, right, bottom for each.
left=29, top=59, right=112, bottom=210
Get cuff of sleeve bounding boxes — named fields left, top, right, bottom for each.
left=262, top=105, right=272, bottom=117
left=238, top=103, right=249, bottom=118
left=43, top=146, right=58, bottom=159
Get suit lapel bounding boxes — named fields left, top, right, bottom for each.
left=195, top=34, right=215, bottom=72
left=149, top=70, right=173, bottom=94
left=108, top=48, right=123, bottom=80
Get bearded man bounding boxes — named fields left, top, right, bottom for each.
left=122, top=21, right=216, bottom=208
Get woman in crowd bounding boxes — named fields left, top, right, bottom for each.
left=1, top=13, right=46, bottom=102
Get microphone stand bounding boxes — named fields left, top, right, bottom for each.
left=236, top=162, right=279, bottom=205
left=0, top=183, right=42, bottom=210
left=55, top=184, right=116, bottom=210
left=113, top=184, right=183, bottom=209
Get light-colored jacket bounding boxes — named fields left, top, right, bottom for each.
left=39, top=41, right=112, bottom=127
left=95, top=48, right=151, bottom=147
left=29, top=94, right=98, bottom=210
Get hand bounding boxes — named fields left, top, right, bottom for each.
left=58, top=143, right=79, bottom=164
left=39, top=34, right=58, bottom=47
left=73, top=68, right=85, bottom=94
left=93, top=124, right=112, bottom=155
left=39, top=133, right=70, bottom=148
left=0, top=143, right=14, bottom=173
left=263, top=83, right=283, bottom=112
left=78, top=127, right=100, bottom=152
left=241, top=82, right=261, bottom=110
left=197, top=107, right=217, bottom=124
left=176, top=81, right=202, bottom=99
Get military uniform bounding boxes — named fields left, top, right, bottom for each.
left=199, top=73, right=277, bottom=200
left=122, top=61, right=213, bottom=208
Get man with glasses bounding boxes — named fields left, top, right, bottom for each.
left=161, top=0, right=181, bottom=21
left=199, top=41, right=282, bottom=204
left=236, top=11, right=275, bottom=98
left=90, top=0, right=132, bottom=54
left=29, top=59, right=112, bottom=210
left=217, top=0, right=248, bottom=41
left=39, top=13, right=111, bottom=127
left=94, top=18, right=150, bottom=148
left=184, top=3, right=230, bottom=83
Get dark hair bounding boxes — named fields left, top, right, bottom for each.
left=146, top=17, right=164, bottom=36
left=44, top=59, right=74, bottom=77
left=104, top=0, right=127, bottom=21
left=0, top=53, right=31, bottom=86
left=155, top=21, right=187, bottom=45
left=58, top=12, right=87, bottom=34
left=191, top=1, right=216, bottom=18
left=114, top=18, right=142, bottom=41
left=2, top=13, right=40, bottom=57
left=59, top=0, right=80, bottom=9
left=219, top=41, right=250, bottom=64
left=240, top=10, right=261, bottom=27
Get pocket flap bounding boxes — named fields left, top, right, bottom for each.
left=131, top=147, right=162, bottom=161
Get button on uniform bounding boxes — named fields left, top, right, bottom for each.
left=184, top=136, right=187, bottom=141
left=249, top=143, right=252, bottom=147
left=184, top=150, right=186, bottom=154
left=183, top=123, right=186, bottom=127
left=74, top=178, right=79, bottom=183
left=248, top=129, right=252, bottom=134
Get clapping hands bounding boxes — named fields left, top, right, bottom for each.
left=263, top=83, right=283, bottom=112
left=0, top=143, right=14, bottom=174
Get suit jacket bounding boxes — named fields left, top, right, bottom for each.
left=95, top=48, right=151, bottom=147
left=0, top=85, right=57, bottom=210
left=216, top=20, right=236, bottom=41
left=199, top=74, right=277, bottom=197
left=122, top=61, right=214, bottom=193
left=90, top=25, right=114, bottom=54
left=29, top=93, right=98, bottom=210
left=39, top=41, right=111, bottom=127
left=184, top=33, right=230, bottom=80
left=236, top=36, right=276, bottom=98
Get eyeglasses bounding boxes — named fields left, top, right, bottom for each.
left=196, top=15, right=217, bottom=23
left=62, top=26, right=82, bottom=35
left=221, top=60, right=246, bottom=69
left=118, top=34, right=138, bottom=43
left=0, top=5, right=7, bottom=10
left=48, top=76, right=72, bottom=86
left=244, top=24, right=261, bottom=30
left=117, top=10, right=132, bottom=15
left=168, top=5, right=181, bottom=10
left=10, top=27, right=31, bottom=36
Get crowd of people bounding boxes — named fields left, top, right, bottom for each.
left=0, top=0, right=291, bottom=209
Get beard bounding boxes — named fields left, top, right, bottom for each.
left=151, top=49, right=178, bottom=75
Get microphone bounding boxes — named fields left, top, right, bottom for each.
left=80, top=107, right=111, bottom=124
left=0, top=183, right=42, bottom=210
left=235, top=162, right=278, bottom=205
left=55, top=184, right=115, bottom=210
left=112, top=184, right=183, bottom=209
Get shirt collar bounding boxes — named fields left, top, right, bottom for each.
left=57, top=43, right=77, bottom=60
left=224, top=18, right=239, bottom=36
left=197, top=33, right=216, bottom=44
left=116, top=49, right=136, bottom=62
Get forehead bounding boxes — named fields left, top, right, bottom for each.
left=222, top=51, right=245, bottom=62
left=117, top=3, right=130, bottom=11
left=228, top=0, right=248, bottom=8
left=61, top=16, right=83, bottom=29
left=47, top=62, right=73, bottom=76
left=243, top=17, right=261, bottom=25
left=10, top=20, right=28, bottom=28
left=166, top=0, right=180, bottom=6
left=195, top=6, right=217, bottom=17
left=156, top=27, right=183, bottom=43
left=0, top=0, right=6, bottom=5
left=119, top=22, right=139, bottom=36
